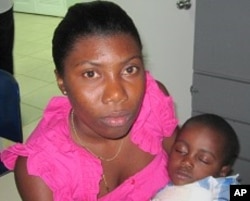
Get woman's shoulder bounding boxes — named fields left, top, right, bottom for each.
left=130, top=72, right=178, bottom=154
left=27, top=96, right=72, bottom=146
left=43, top=96, right=71, bottom=119
left=1, top=96, right=73, bottom=169
left=25, top=96, right=71, bottom=140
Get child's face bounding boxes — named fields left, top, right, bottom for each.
left=56, top=34, right=145, bottom=139
left=168, top=123, right=229, bottom=185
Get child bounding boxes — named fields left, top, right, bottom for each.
left=152, top=113, right=240, bottom=201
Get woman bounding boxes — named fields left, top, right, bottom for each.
left=1, top=1, right=178, bottom=200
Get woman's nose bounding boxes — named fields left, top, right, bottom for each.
left=102, top=78, right=128, bottom=104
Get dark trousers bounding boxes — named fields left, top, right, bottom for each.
left=0, top=7, right=14, bottom=75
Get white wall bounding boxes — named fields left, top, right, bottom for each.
left=112, top=0, right=196, bottom=124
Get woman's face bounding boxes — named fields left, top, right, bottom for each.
left=56, top=34, right=145, bottom=139
left=168, top=123, right=229, bottom=185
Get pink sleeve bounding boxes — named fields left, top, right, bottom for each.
left=1, top=96, right=70, bottom=170
left=1, top=97, right=102, bottom=200
left=1, top=143, right=27, bottom=170
left=131, top=72, right=178, bottom=154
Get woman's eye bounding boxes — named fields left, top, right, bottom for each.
left=123, top=66, right=138, bottom=75
left=83, top=70, right=99, bottom=78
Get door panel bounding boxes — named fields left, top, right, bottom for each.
left=192, top=73, right=250, bottom=124
left=193, top=0, right=250, bottom=82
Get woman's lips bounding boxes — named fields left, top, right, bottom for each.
left=101, top=112, right=131, bottom=127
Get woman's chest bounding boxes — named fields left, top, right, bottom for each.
left=97, top=140, right=155, bottom=197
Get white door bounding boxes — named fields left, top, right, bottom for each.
left=113, top=0, right=196, bottom=124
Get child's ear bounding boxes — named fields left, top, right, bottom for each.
left=219, top=165, right=231, bottom=177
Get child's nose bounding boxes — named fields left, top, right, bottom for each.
left=180, top=156, right=194, bottom=169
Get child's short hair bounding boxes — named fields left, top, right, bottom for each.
left=180, top=113, right=240, bottom=167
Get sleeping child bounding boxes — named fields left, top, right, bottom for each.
left=152, top=113, right=240, bottom=201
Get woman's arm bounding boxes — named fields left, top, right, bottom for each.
left=156, top=80, right=170, bottom=96
left=162, top=127, right=179, bottom=154
left=156, top=80, right=179, bottom=154
left=14, top=156, right=53, bottom=201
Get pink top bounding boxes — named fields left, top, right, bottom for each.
left=1, top=72, right=178, bottom=201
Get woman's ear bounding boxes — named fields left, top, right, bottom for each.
left=219, top=165, right=231, bottom=177
left=54, top=70, right=67, bottom=95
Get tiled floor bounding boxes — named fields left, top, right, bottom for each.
left=0, top=12, right=62, bottom=201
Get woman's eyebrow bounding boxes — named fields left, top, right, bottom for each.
left=76, top=55, right=143, bottom=67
